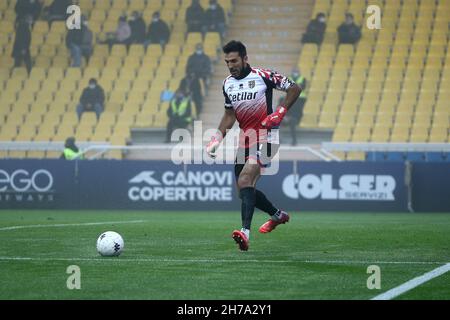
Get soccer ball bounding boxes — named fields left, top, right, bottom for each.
left=96, top=231, right=124, bottom=257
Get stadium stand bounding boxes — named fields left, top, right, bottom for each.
left=0, top=0, right=449, bottom=161
left=298, top=0, right=450, bottom=160
left=0, top=0, right=232, bottom=159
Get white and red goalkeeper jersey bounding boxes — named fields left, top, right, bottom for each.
left=222, top=65, right=295, bottom=148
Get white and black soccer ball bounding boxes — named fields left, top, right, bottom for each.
left=96, top=231, right=124, bottom=257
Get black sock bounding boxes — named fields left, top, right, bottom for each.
left=240, top=187, right=256, bottom=230
left=255, top=189, right=278, bottom=216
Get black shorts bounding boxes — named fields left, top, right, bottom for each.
left=234, top=142, right=279, bottom=179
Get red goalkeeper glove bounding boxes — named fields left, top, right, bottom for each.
left=261, top=106, right=287, bottom=129
left=205, top=131, right=223, bottom=159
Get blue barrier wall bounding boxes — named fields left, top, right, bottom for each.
left=257, top=162, right=408, bottom=212
left=412, top=163, right=450, bottom=212
left=0, top=159, right=448, bottom=212
left=0, top=160, right=77, bottom=209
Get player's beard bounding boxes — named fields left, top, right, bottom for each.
left=230, top=65, right=244, bottom=77
left=230, top=67, right=241, bottom=77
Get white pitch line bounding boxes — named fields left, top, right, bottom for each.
left=0, top=256, right=448, bottom=265
left=371, top=263, right=450, bottom=300
left=0, top=220, right=147, bottom=231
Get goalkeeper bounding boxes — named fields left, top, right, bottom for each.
left=206, top=41, right=302, bottom=251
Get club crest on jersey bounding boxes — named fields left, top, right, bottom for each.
left=248, top=80, right=255, bottom=88
left=239, top=84, right=244, bottom=90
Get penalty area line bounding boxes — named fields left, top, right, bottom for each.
left=371, top=263, right=450, bottom=300
left=0, top=220, right=147, bottom=231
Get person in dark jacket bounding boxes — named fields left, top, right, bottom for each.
left=12, top=15, right=33, bottom=74
left=60, top=137, right=84, bottom=160
left=76, top=78, right=105, bottom=120
left=337, top=13, right=361, bottom=44
left=185, top=0, right=206, bottom=33
left=165, top=87, right=192, bottom=143
left=66, top=24, right=83, bottom=67
left=179, top=72, right=203, bottom=116
left=285, top=67, right=307, bottom=145
left=15, top=0, right=42, bottom=23
left=44, top=0, right=71, bottom=24
left=145, top=11, right=170, bottom=47
left=301, top=12, right=326, bottom=45
left=129, top=11, right=147, bottom=44
left=204, top=0, right=226, bottom=38
left=186, top=43, right=212, bottom=88
left=80, top=18, right=93, bottom=64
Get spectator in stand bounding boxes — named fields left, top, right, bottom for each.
left=165, top=87, right=193, bottom=143
left=60, top=137, right=84, bottom=160
left=66, top=16, right=92, bottom=67
left=43, top=0, right=71, bottom=25
left=129, top=11, right=147, bottom=44
left=301, top=12, right=326, bottom=45
left=12, top=15, right=33, bottom=74
left=179, top=72, right=203, bottom=116
left=80, top=17, right=93, bottom=64
left=185, top=0, right=206, bottom=33
left=76, top=78, right=105, bottom=120
left=204, top=0, right=226, bottom=38
left=105, top=15, right=132, bottom=48
left=15, top=0, right=42, bottom=24
left=285, top=67, right=307, bottom=145
left=186, top=43, right=212, bottom=89
left=337, top=13, right=361, bottom=44
left=145, top=11, right=170, bottom=48
left=66, top=21, right=82, bottom=67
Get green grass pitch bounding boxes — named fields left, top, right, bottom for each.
left=0, top=210, right=449, bottom=300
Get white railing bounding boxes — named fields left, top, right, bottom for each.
left=322, top=142, right=450, bottom=153
left=0, top=141, right=338, bottom=161
left=0, top=141, right=109, bottom=151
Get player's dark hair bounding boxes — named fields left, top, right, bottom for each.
left=223, top=40, right=247, bottom=58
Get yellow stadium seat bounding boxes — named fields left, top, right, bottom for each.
left=134, top=113, right=153, bottom=127
left=300, top=107, right=321, bottom=124
left=80, top=112, right=98, bottom=126
left=34, top=56, right=52, bottom=68
left=186, top=32, right=202, bottom=45
left=127, top=90, right=146, bottom=103
left=117, top=105, right=138, bottom=120
left=146, top=44, right=163, bottom=57
left=24, top=113, right=43, bottom=125
left=110, top=45, right=128, bottom=58
left=351, top=125, right=371, bottom=142
left=8, top=151, right=27, bottom=158
left=75, top=130, right=93, bottom=142
left=129, top=44, right=145, bottom=57
left=128, top=0, right=146, bottom=10
left=46, top=68, right=64, bottom=81
left=35, top=125, right=56, bottom=140
left=429, top=127, right=448, bottom=142
left=371, top=125, right=391, bottom=142
left=153, top=111, right=168, bottom=127
left=332, top=126, right=352, bottom=142
left=409, top=131, right=429, bottom=143
left=114, top=79, right=132, bottom=92
left=94, top=0, right=110, bottom=10
left=317, top=112, right=337, bottom=129
left=27, top=151, right=46, bottom=159
left=121, top=105, right=141, bottom=119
